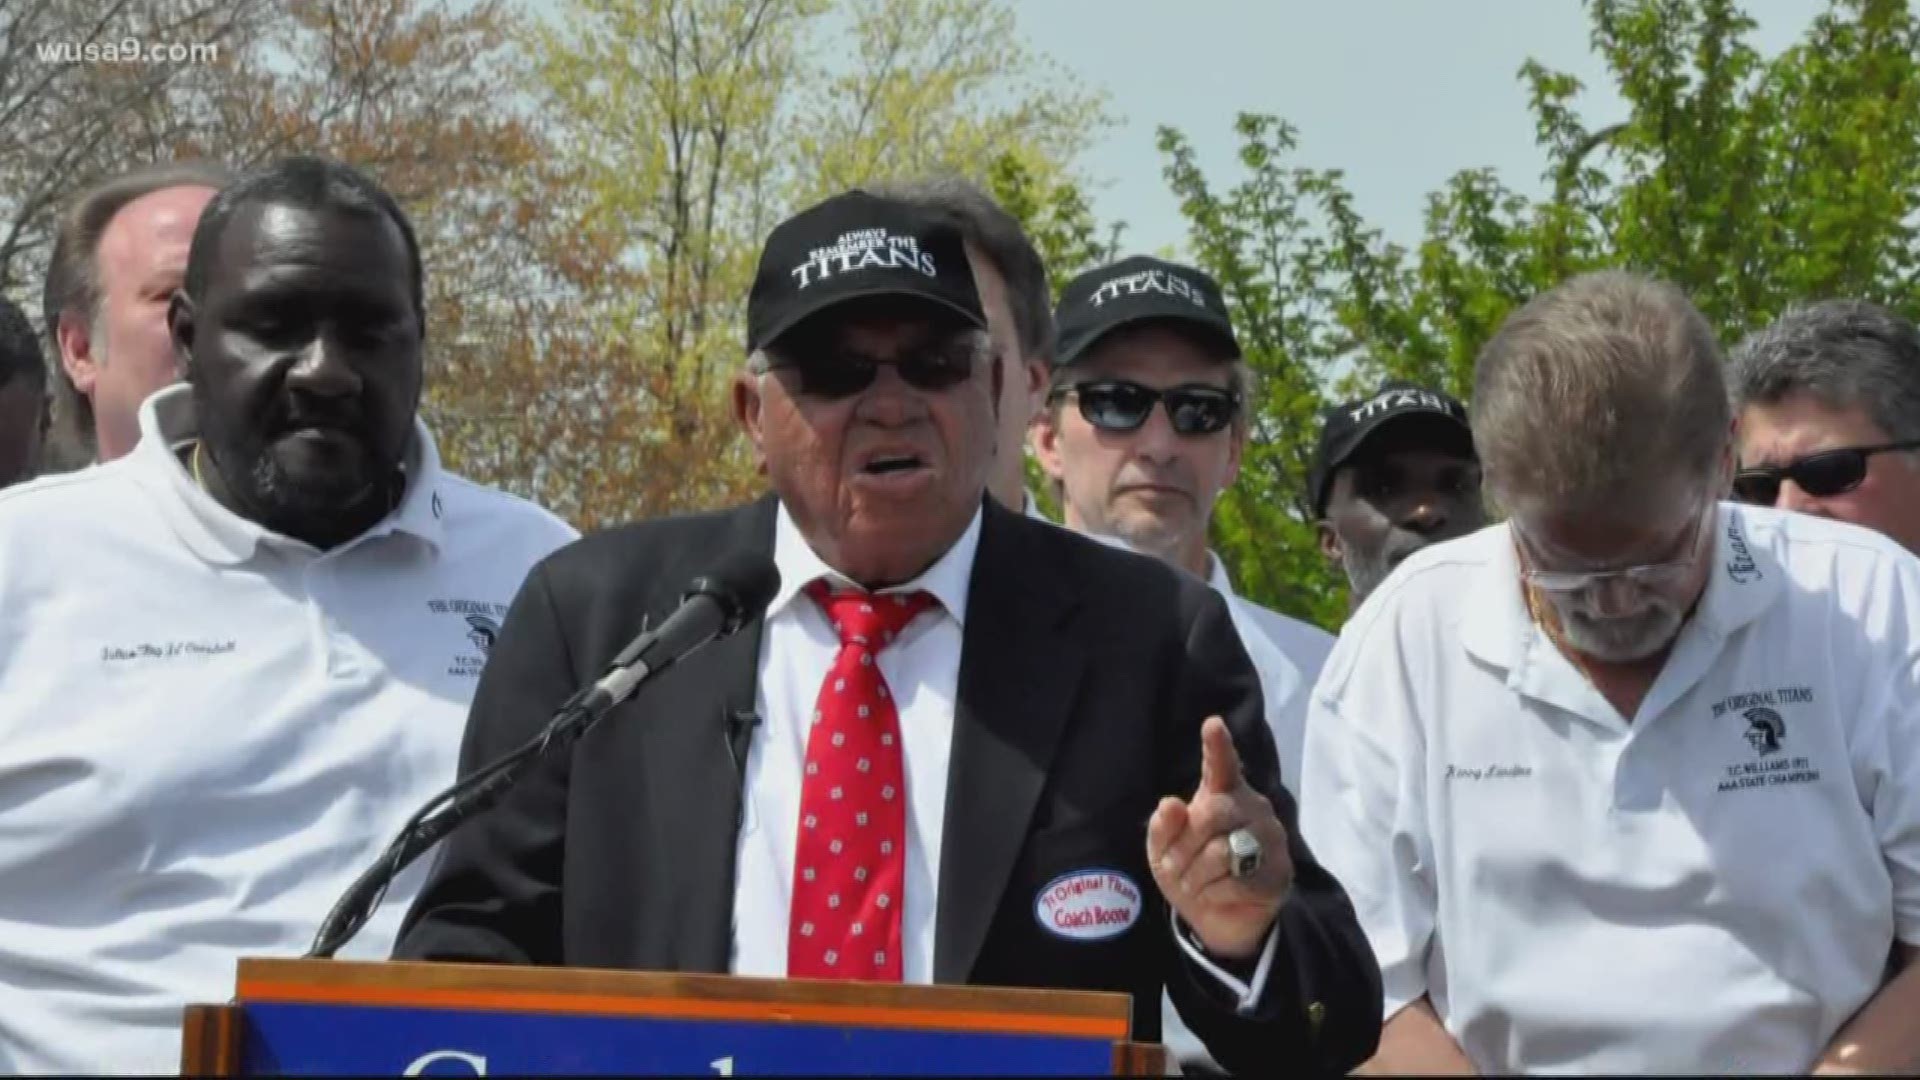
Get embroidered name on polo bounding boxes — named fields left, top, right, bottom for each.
left=1443, top=763, right=1534, bottom=782
left=100, top=639, right=237, bottom=662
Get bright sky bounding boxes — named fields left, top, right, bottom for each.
left=1014, top=0, right=1827, bottom=257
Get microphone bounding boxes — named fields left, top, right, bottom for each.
left=305, top=551, right=781, bottom=960
left=579, top=553, right=781, bottom=725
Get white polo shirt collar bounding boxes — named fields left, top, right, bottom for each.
left=129, top=385, right=447, bottom=567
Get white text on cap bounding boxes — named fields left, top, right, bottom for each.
left=791, top=228, right=938, bottom=289
left=1089, top=268, right=1210, bottom=309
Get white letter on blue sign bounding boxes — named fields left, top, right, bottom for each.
left=403, top=1049, right=489, bottom=1076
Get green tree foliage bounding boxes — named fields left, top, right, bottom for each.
left=482, top=0, right=1106, bottom=528
left=1161, top=0, right=1920, bottom=627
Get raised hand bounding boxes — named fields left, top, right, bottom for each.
left=1146, top=716, right=1294, bottom=961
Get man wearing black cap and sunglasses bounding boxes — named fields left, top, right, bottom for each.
left=1034, top=255, right=1335, bottom=795
left=1309, top=381, right=1485, bottom=611
left=1729, top=300, right=1920, bottom=554
left=399, top=193, right=1382, bottom=1076
left=1033, top=255, right=1350, bottom=1075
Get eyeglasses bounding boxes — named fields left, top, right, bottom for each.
left=1731, top=440, right=1920, bottom=506
left=1050, top=380, right=1241, bottom=436
left=758, top=341, right=981, bottom=399
left=1513, top=502, right=1712, bottom=595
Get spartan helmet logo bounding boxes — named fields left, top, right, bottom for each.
left=1743, top=706, right=1786, bottom=756
left=464, top=614, right=500, bottom=656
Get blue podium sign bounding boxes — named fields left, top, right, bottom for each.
left=204, top=959, right=1147, bottom=1078
left=243, top=1002, right=1117, bottom=1076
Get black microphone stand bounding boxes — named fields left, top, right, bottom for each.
left=304, top=556, right=779, bottom=960
left=305, top=687, right=601, bottom=959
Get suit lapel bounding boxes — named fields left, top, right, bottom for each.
left=634, top=496, right=777, bottom=972
left=934, top=502, right=1085, bottom=983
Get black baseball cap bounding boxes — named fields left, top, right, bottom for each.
left=1309, top=381, right=1475, bottom=515
left=1052, top=255, right=1239, bottom=368
left=746, top=190, right=985, bottom=353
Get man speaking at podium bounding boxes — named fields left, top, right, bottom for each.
left=397, top=191, right=1381, bottom=1075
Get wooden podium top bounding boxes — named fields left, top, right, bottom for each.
left=187, top=958, right=1163, bottom=1076
left=236, top=957, right=1133, bottom=1039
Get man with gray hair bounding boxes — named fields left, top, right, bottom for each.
left=1300, top=270, right=1920, bottom=1074
left=1728, top=299, right=1920, bottom=553
left=869, top=176, right=1052, bottom=516
left=41, top=160, right=229, bottom=468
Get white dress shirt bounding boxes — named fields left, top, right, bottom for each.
left=731, top=504, right=980, bottom=982
left=731, top=502, right=1275, bottom=1014
left=0, top=387, right=577, bottom=1075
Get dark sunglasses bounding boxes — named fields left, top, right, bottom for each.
left=1731, top=439, right=1920, bottom=505
left=1051, top=379, right=1241, bottom=436
left=759, top=342, right=980, bottom=399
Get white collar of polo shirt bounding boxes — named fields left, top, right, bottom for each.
left=766, top=499, right=981, bottom=630
left=128, top=384, right=447, bottom=567
left=1460, top=503, right=1783, bottom=726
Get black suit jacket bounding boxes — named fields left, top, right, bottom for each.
left=395, top=496, right=1381, bottom=1075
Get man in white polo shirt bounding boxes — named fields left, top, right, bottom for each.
left=1300, top=270, right=1920, bottom=1075
left=0, top=156, right=576, bottom=1075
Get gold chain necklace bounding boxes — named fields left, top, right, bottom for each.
left=1520, top=565, right=1600, bottom=681
left=189, top=440, right=211, bottom=492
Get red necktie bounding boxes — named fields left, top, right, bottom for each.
left=789, top=582, right=935, bottom=981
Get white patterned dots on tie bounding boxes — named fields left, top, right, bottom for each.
left=789, top=581, right=935, bottom=982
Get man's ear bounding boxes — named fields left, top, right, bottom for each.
left=1318, top=518, right=1342, bottom=564
left=1022, top=358, right=1047, bottom=415
left=167, top=292, right=196, bottom=380
left=732, top=370, right=768, bottom=476
left=989, top=348, right=1005, bottom=420
left=1031, top=404, right=1067, bottom=483
left=57, top=310, right=99, bottom=394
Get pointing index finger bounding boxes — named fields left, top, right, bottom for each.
left=1199, top=715, right=1243, bottom=795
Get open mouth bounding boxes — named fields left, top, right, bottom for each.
left=860, top=453, right=925, bottom=476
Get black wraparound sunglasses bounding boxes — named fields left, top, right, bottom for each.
left=1732, top=439, right=1920, bottom=505
left=758, top=341, right=980, bottom=399
left=1050, top=379, right=1242, bottom=436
